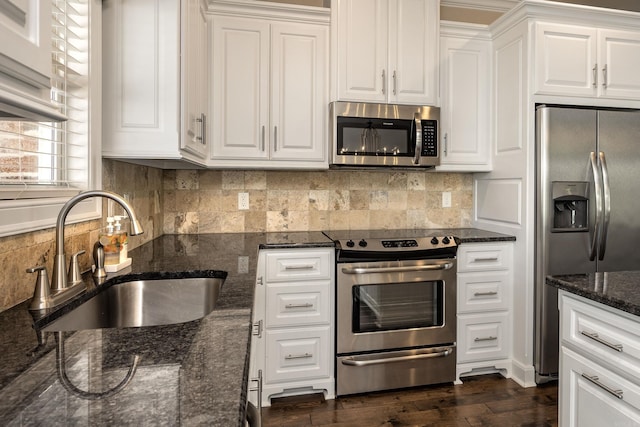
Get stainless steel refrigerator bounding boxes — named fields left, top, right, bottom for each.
left=535, top=105, right=640, bottom=384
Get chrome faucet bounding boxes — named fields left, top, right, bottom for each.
left=52, top=190, right=144, bottom=291
left=29, top=191, right=144, bottom=311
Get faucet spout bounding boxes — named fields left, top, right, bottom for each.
left=51, top=190, right=144, bottom=292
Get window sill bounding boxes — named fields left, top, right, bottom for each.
left=0, top=196, right=101, bottom=237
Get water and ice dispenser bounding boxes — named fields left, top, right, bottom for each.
left=552, top=181, right=589, bottom=232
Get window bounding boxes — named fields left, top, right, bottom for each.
left=0, top=0, right=100, bottom=237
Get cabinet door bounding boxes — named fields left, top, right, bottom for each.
left=102, top=0, right=183, bottom=159
left=388, top=0, right=438, bottom=105
left=270, top=22, right=327, bottom=162
left=180, top=0, right=208, bottom=159
left=561, top=346, right=640, bottom=427
left=438, top=33, right=490, bottom=171
left=599, top=29, right=640, bottom=99
left=335, top=0, right=388, bottom=102
left=534, top=22, right=597, bottom=97
left=210, top=16, right=270, bottom=160
left=0, top=0, right=51, bottom=90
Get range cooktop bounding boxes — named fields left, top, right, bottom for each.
left=322, top=229, right=458, bottom=260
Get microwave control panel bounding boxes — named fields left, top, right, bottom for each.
left=421, top=120, right=438, bottom=157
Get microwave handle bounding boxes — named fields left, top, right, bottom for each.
left=413, top=114, right=422, bottom=165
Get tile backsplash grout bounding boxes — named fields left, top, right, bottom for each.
left=0, top=160, right=472, bottom=312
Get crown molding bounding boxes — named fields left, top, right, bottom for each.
left=441, top=0, right=519, bottom=13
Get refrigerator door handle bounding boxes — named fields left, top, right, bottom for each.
left=599, top=151, right=611, bottom=260
left=589, top=151, right=603, bottom=261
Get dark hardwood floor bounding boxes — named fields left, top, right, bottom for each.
left=261, top=374, right=558, bottom=427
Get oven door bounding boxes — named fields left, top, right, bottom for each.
left=336, top=258, right=456, bottom=355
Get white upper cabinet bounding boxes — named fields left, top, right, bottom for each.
left=333, top=0, right=439, bottom=105
left=438, top=23, right=491, bottom=172
left=181, top=0, right=209, bottom=159
left=535, top=22, right=640, bottom=100
left=102, top=0, right=209, bottom=167
left=0, top=0, right=63, bottom=120
left=209, top=6, right=329, bottom=169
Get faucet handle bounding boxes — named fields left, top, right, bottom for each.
left=68, top=250, right=86, bottom=285
left=27, top=266, right=51, bottom=311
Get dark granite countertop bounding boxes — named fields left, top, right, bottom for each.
left=547, top=271, right=640, bottom=317
left=0, top=228, right=512, bottom=426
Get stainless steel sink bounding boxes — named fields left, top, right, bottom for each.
left=42, top=277, right=224, bottom=331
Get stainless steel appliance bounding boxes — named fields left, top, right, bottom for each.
left=323, top=229, right=457, bottom=396
left=535, top=105, right=640, bottom=383
left=329, top=101, right=440, bottom=169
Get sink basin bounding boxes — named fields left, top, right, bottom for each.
left=42, top=277, right=224, bottom=332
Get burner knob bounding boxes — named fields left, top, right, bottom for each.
left=358, top=239, right=368, bottom=247
left=430, top=237, right=439, bottom=245
left=346, top=240, right=355, bottom=248
left=442, top=236, right=450, bottom=244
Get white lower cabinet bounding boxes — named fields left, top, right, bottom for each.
left=248, top=248, right=334, bottom=408
left=559, top=291, right=640, bottom=427
left=456, top=242, right=513, bottom=383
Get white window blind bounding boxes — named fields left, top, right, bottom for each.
left=0, top=0, right=90, bottom=200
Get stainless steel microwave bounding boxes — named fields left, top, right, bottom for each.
left=329, top=101, right=440, bottom=169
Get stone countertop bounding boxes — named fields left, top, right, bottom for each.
left=547, top=271, right=640, bottom=317
left=0, top=232, right=329, bottom=427
left=0, top=228, right=512, bottom=426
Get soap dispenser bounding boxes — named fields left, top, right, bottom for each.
left=114, top=215, right=128, bottom=263
left=99, top=216, right=120, bottom=266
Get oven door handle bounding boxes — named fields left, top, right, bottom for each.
left=341, top=346, right=454, bottom=367
left=341, top=262, right=454, bottom=275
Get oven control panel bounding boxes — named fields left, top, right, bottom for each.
left=381, top=239, right=419, bottom=248
left=336, top=236, right=457, bottom=253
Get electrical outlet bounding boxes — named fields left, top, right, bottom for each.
left=238, top=256, right=249, bottom=274
left=442, top=191, right=452, bottom=208
left=238, top=192, right=249, bottom=210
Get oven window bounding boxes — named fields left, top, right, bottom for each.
left=352, top=281, right=444, bottom=333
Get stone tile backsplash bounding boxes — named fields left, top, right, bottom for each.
left=163, top=169, right=473, bottom=234
left=0, top=163, right=472, bottom=311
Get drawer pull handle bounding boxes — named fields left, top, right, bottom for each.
left=285, top=303, right=314, bottom=309
left=580, top=331, right=623, bottom=352
left=472, top=257, right=499, bottom=262
left=474, top=336, right=497, bottom=342
left=252, top=320, right=263, bottom=338
left=581, top=374, right=623, bottom=400
left=284, top=265, right=315, bottom=270
left=474, top=291, right=498, bottom=297
left=285, top=352, right=313, bottom=360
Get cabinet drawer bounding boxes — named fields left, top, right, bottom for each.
left=560, top=293, right=640, bottom=381
left=457, top=243, right=513, bottom=272
left=266, top=282, right=330, bottom=327
left=457, top=270, right=510, bottom=313
left=457, top=312, right=509, bottom=363
left=265, top=326, right=331, bottom=383
left=265, top=250, right=332, bottom=282
left=561, top=346, right=640, bottom=427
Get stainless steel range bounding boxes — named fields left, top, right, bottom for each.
left=322, top=229, right=458, bottom=396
